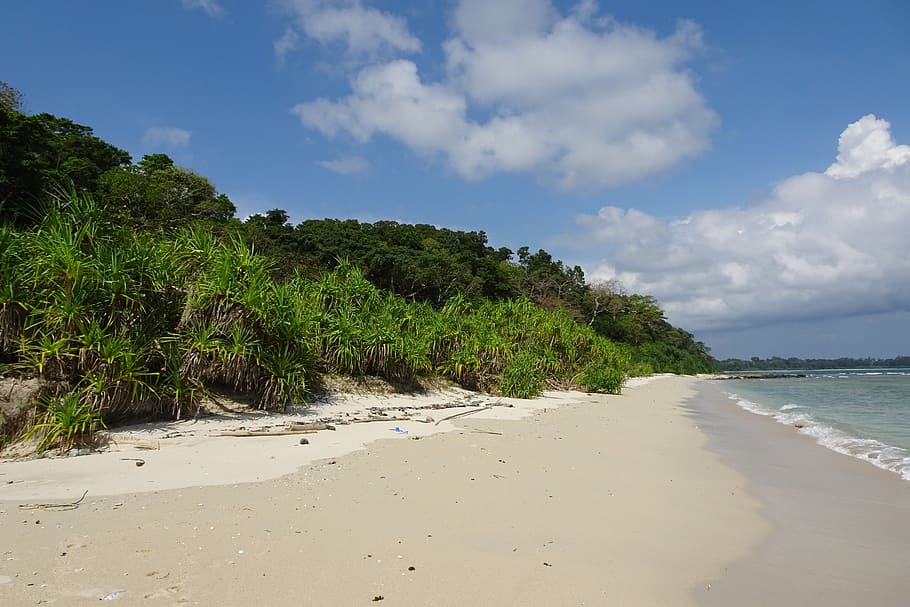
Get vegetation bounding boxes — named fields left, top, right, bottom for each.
left=238, top=217, right=714, bottom=374
left=26, top=393, right=106, bottom=453
left=716, top=356, right=910, bottom=372
left=0, top=82, right=715, bottom=450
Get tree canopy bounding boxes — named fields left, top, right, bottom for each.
left=1, top=99, right=130, bottom=225
left=98, top=153, right=236, bottom=230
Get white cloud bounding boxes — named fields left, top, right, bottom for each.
left=318, top=155, right=370, bottom=174
left=142, top=126, right=192, bottom=148
left=575, top=115, right=910, bottom=332
left=182, top=0, right=225, bottom=18
left=294, top=60, right=467, bottom=150
left=275, top=0, right=420, bottom=57
left=825, top=114, right=910, bottom=179
left=290, top=0, right=714, bottom=189
left=452, top=0, right=554, bottom=46
left=274, top=27, right=300, bottom=63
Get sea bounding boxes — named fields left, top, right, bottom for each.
left=721, top=370, right=910, bottom=482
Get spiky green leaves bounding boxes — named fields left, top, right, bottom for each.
left=27, top=393, right=106, bottom=453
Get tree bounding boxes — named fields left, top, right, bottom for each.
left=98, top=154, right=235, bottom=230
left=242, top=208, right=298, bottom=262
left=0, top=82, right=24, bottom=112
left=1, top=104, right=131, bottom=225
left=513, top=247, right=587, bottom=314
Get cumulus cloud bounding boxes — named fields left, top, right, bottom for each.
left=576, top=115, right=910, bottom=332
left=142, top=126, right=192, bottom=148
left=275, top=0, right=421, bottom=57
left=825, top=114, right=910, bottom=179
left=290, top=0, right=715, bottom=189
left=181, top=0, right=225, bottom=18
left=318, top=155, right=370, bottom=174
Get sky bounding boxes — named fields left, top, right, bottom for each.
left=2, top=0, right=909, bottom=359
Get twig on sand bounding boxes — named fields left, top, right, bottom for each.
left=464, top=427, right=503, bottom=435
left=435, top=405, right=494, bottom=426
left=19, top=489, right=89, bottom=511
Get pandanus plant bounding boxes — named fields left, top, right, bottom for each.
left=3, top=189, right=634, bottom=451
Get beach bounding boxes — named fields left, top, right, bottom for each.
left=2, top=376, right=907, bottom=605
left=0, top=376, right=766, bottom=605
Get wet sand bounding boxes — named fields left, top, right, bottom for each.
left=0, top=376, right=767, bottom=606
left=691, top=382, right=910, bottom=606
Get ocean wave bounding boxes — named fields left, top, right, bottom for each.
left=726, top=393, right=910, bottom=482
left=727, top=394, right=773, bottom=417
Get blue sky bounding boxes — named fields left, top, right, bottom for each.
left=3, top=0, right=909, bottom=359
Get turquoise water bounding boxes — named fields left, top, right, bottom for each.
left=721, top=370, right=910, bottom=481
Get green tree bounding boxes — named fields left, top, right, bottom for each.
left=0, top=81, right=24, bottom=112
left=98, top=153, right=235, bottom=230
left=1, top=102, right=130, bottom=225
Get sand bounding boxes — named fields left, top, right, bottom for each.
left=0, top=376, right=768, bottom=605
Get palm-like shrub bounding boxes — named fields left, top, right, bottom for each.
left=28, top=393, right=106, bottom=453
left=3, top=191, right=635, bottom=446
left=0, top=226, right=28, bottom=357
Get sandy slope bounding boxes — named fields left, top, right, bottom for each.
left=0, top=376, right=768, bottom=605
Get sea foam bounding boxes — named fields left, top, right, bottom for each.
left=727, top=393, right=910, bottom=482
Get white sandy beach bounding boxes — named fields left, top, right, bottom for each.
left=0, top=376, right=769, bottom=605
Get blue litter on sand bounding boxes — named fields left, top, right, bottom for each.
left=392, top=426, right=409, bottom=435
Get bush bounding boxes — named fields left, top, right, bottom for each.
left=581, top=363, right=625, bottom=394
left=497, top=350, right=545, bottom=398
left=27, top=393, right=106, bottom=453
left=628, top=361, right=653, bottom=377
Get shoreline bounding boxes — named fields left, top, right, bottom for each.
left=690, top=381, right=910, bottom=606
left=0, top=376, right=768, bottom=605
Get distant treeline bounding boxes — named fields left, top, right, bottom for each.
left=716, top=356, right=910, bottom=371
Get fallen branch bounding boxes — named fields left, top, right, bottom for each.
left=287, top=423, right=336, bottom=432
left=435, top=405, right=494, bottom=426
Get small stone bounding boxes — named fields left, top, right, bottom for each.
left=299, top=438, right=309, bottom=445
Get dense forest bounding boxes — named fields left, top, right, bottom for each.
left=716, top=356, right=910, bottom=372
left=0, top=82, right=713, bottom=451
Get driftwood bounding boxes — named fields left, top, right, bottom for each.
left=287, top=423, right=336, bottom=432
left=435, top=405, right=494, bottom=426
left=217, top=429, right=318, bottom=437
